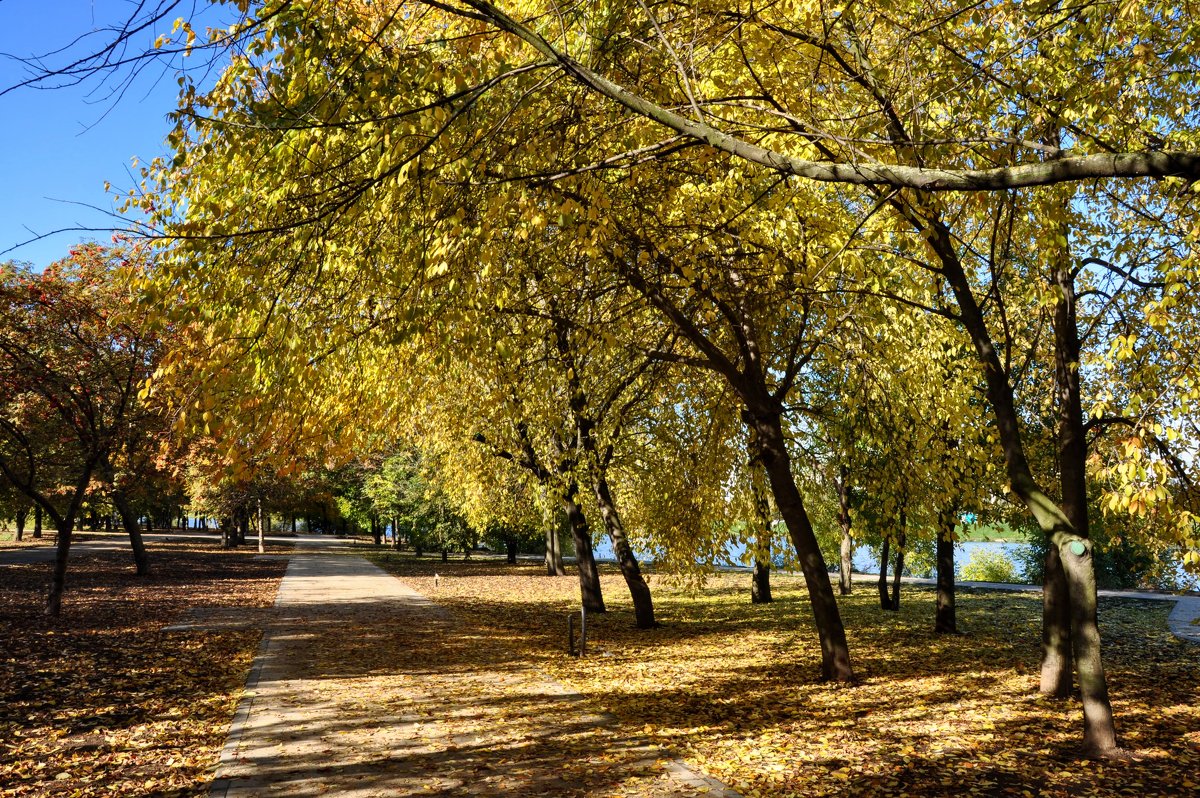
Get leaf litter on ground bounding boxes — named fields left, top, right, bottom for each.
left=368, top=552, right=1200, bottom=798
left=0, top=539, right=288, bottom=797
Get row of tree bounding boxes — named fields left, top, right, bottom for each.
left=6, top=0, right=1200, bottom=760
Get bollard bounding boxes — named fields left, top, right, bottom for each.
left=568, top=606, right=588, bottom=657
left=434, top=573, right=440, bottom=588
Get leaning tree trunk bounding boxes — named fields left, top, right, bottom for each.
left=934, top=221, right=1118, bottom=756
left=593, top=474, right=655, bottom=627
left=878, top=537, right=893, bottom=610
left=111, top=489, right=149, bottom=576
left=935, top=510, right=957, bottom=634
left=562, top=485, right=605, bottom=613
left=750, top=410, right=853, bottom=681
left=46, top=521, right=74, bottom=616
left=890, top=516, right=907, bottom=611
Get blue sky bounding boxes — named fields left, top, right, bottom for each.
left=0, top=1, right=209, bottom=269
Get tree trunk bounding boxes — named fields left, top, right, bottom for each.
left=14, top=508, right=27, bottom=541
left=45, top=521, right=73, bottom=616
left=545, top=512, right=566, bottom=576
left=563, top=486, right=605, bottom=613
left=33, top=505, right=42, bottom=538
left=747, top=457, right=773, bottom=604
left=932, top=216, right=1118, bottom=756
left=111, top=489, right=149, bottom=576
left=257, top=500, right=266, bottom=554
left=1042, top=545, right=1073, bottom=695
left=291, top=515, right=297, bottom=535
left=935, top=511, right=957, bottom=634
left=100, top=458, right=149, bottom=576
left=751, top=558, right=772, bottom=604
left=878, top=536, right=894, bottom=610
left=837, top=467, right=853, bottom=595
left=441, top=549, right=449, bottom=562
left=221, top=516, right=235, bottom=549
left=593, top=474, right=655, bottom=627
left=891, top=516, right=906, bottom=610
left=506, top=537, right=518, bottom=564
left=750, top=410, right=853, bottom=681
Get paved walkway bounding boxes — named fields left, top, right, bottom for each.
left=203, top=555, right=736, bottom=797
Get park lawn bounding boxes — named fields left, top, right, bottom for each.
left=373, top=554, right=1200, bottom=798
left=958, top=522, right=1029, bottom=542
left=0, top=541, right=288, bottom=797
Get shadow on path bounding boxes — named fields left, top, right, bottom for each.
left=208, top=554, right=735, bottom=797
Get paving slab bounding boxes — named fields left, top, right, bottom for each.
left=210, top=554, right=738, bottom=797
left=1168, top=596, right=1200, bottom=645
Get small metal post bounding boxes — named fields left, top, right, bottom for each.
left=579, top=605, right=587, bottom=657
left=568, top=606, right=588, bottom=657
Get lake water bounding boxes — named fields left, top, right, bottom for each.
left=593, top=537, right=1031, bottom=580
left=594, top=536, right=1196, bottom=588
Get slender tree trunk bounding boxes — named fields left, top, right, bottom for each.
left=291, top=515, right=297, bottom=535
left=891, top=515, right=907, bottom=610
left=935, top=510, right=957, bottom=634
left=878, top=536, right=894, bottom=610
left=33, top=505, right=42, bottom=538
left=593, top=474, right=654, bottom=627
left=751, top=410, right=853, bottom=681
left=101, top=459, right=149, bottom=576
left=837, top=467, right=854, bottom=595
left=506, top=537, right=518, bottom=564
left=545, top=512, right=567, bottom=576
left=111, top=489, right=149, bottom=576
left=221, top=516, right=235, bottom=549
left=257, top=500, right=266, bottom=554
left=563, top=485, right=605, bottom=613
left=14, top=508, right=27, bottom=541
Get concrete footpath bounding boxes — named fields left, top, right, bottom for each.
left=198, top=555, right=736, bottom=798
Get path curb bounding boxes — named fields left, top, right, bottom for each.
left=1167, top=597, right=1200, bottom=645
left=208, top=555, right=291, bottom=798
